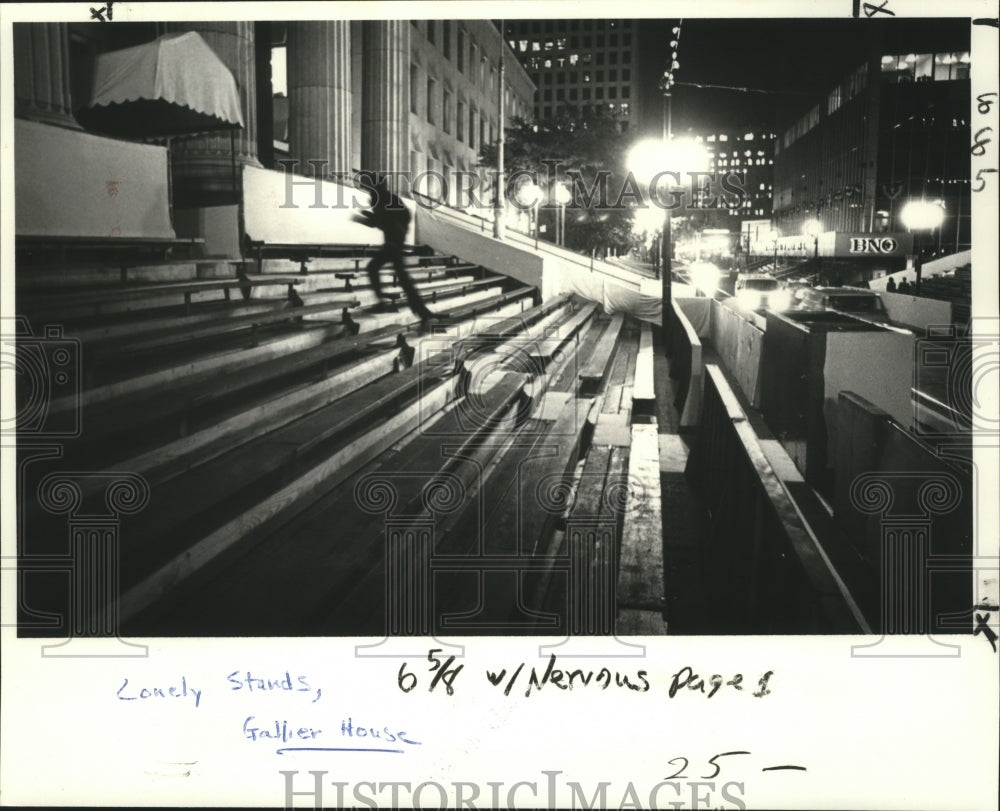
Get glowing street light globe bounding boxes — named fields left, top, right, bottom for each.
left=627, top=137, right=710, bottom=186
left=768, top=229, right=780, bottom=242
left=515, top=181, right=544, bottom=208
left=552, top=183, right=572, bottom=206
left=900, top=199, right=945, bottom=231
left=802, top=218, right=822, bottom=238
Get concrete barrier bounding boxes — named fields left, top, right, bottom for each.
left=833, top=391, right=972, bottom=634
left=710, top=298, right=765, bottom=407
left=413, top=205, right=543, bottom=293
left=684, top=364, right=867, bottom=632
left=878, top=290, right=953, bottom=331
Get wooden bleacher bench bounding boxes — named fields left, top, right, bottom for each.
left=424, top=275, right=504, bottom=304
left=435, top=285, right=536, bottom=322
left=579, top=313, right=625, bottom=396
left=22, top=275, right=303, bottom=318
left=246, top=238, right=456, bottom=275
left=331, top=263, right=473, bottom=290
left=17, top=235, right=206, bottom=275
left=87, top=292, right=354, bottom=363
left=71, top=288, right=546, bottom=453
left=287, top=370, right=531, bottom=628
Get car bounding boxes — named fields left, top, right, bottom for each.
left=793, top=286, right=889, bottom=323
left=733, top=273, right=792, bottom=311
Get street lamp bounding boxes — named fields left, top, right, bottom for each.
left=768, top=229, right=780, bottom=272
left=516, top=181, right=544, bottom=250
left=802, top=218, right=821, bottom=262
left=627, top=137, right=710, bottom=342
left=900, top=199, right=945, bottom=296
left=553, top=182, right=572, bottom=247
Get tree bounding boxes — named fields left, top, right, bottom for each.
left=479, top=109, right=636, bottom=257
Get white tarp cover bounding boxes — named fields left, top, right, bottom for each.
left=15, top=118, right=174, bottom=239
left=554, top=262, right=662, bottom=325
left=78, top=32, right=244, bottom=137
left=243, top=164, right=416, bottom=247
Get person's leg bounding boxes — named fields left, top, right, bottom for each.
left=392, top=247, right=432, bottom=320
left=365, top=243, right=390, bottom=302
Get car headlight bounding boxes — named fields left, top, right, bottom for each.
left=769, top=290, right=792, bottom=311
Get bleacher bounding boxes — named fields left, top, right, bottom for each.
left=919, top=264, right=971, bottom=326
left=16, top=238, right=666, bottom=639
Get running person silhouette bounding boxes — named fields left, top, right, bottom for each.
left=354, top=174, right=434, bottom=332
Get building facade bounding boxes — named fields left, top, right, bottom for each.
left=13, top=19, right=533, bottom=219
left=696, top=125, right=776, bottom=225
left=503, top=19, right=641, bottom=133
left=771, top=34, right=971, bottom=259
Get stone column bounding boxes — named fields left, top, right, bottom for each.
left=160, top=21, right=261, bottom=203
left=286, top=21, right=352, bottom=181
left=361, top=21, right=410, bottom=183
left=12, top=23, right=76, bottom=127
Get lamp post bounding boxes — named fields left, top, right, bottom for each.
left=553, top=182, right=571, bottom=247
left=493, top=19, right=506, bottom=240
left=900, top=199, right=945, bottom=297
left=627, top=137, right=710, bottom=350
left=516, top=181, right=544, bottom=250
left=803, top=218, right=821, bottom=260
left=768, top=229, right=780, bottom=272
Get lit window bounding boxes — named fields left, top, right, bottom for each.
left=744, top=132, right=754, bottom=140
left=719, top=134, right=728, bottom=141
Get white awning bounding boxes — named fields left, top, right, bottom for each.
left=75, top=31, right=244, bottom=138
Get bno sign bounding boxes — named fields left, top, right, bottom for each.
left=834, top=232, right=911, bottom=257
left=849, top=236, right=898, bottom=254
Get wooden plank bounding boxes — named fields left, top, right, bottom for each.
left=293, top=373, right=530, bottom=618
left=493, top=304, right=576, bottom=360
left=72, top=286, right=546, bottom=441
left=119, top=356, right=435, bottom=565
left=579, top=313, right=625, bottom=396
left=100, top=297, right=353, bottom=357
left=487, top=396, right=594, bottom=558
left=117, top=377, right=456, bottom=626
left=618, top=423, right=664, bottom=610
left=632, top=322, right=656, bottom=402
left=21, top=275, right=302, bottom=307
left=529, top=303, right=597, bottom=361
left=475, top=293, right=572, bottom=340
left=437, top=285, right=536, bottom=320
left=114, top=348, right=402, bottom=488
left=591, top=412, right=631, bottom=447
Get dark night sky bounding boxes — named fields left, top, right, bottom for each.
left=635, top=17, right=971, bottom=135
